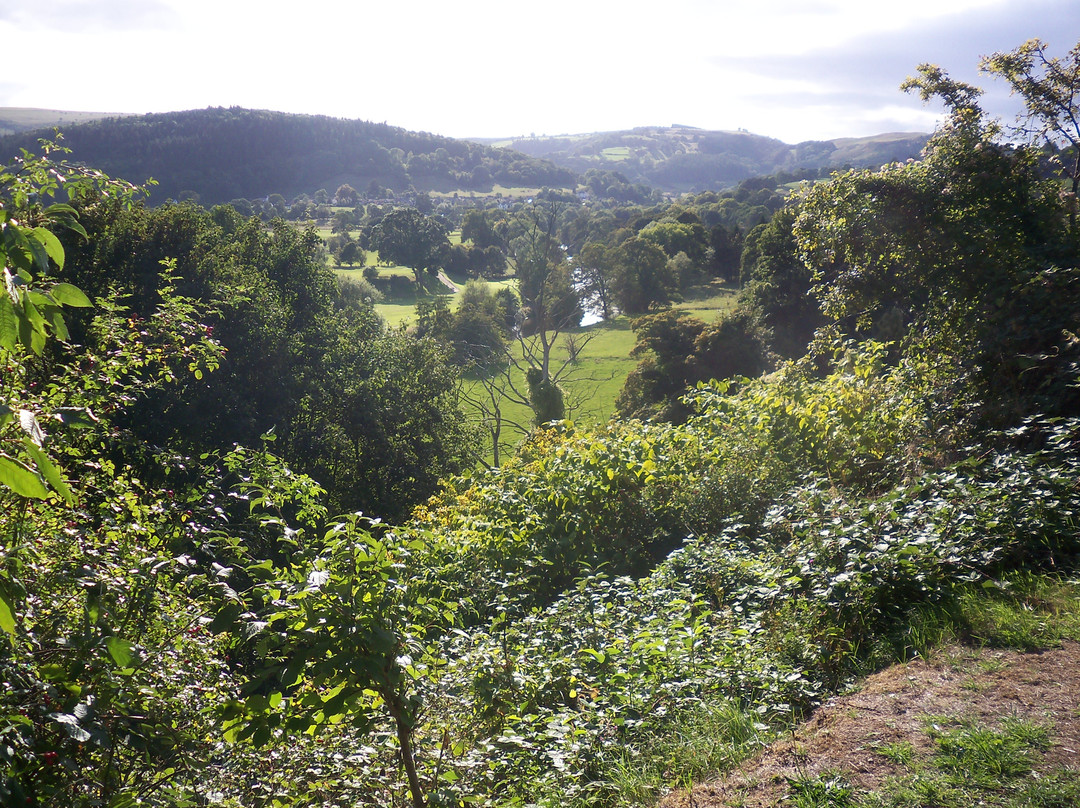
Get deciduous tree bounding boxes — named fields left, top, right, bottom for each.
left=370, top=207, right=449, bottom=283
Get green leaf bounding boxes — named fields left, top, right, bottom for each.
left=46, top=305, right=69, bottom=342
left=37, top=228, right=65, bottom=270
left=0, top=455, right=48, bottom=499
left=50, top=713, right=91, bottom=743
left=25, top=229, right=53, bottom=274
left=38, top=664, right=67, bottom=682
left=49, top=282, right=92, bottom=308
left=44, top=203, right=88, bottom=239
left=208, top=603, right=243, bottom=634
left=22, top=441, right=73, bottom=504
left=0, top=296, right=17, bottom=352
left=0, top=589, right=15, bottom=634
left=105, top=636, right=136, bottom=667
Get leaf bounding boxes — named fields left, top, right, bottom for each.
left=0, top=455, right=48, bottom=499
left=580, top=648, right=607, bottom=664
left=105, top=636, right=136, bottom=667
left=55, top=407, right=98, bottom=429
left=208, top=603, right=242, bottom=634
left=44, top=203, right=88, bottom=239
left=45, top=305, right=69, bottom=342
left=26, top=229, right=60, bottom=276
left=22, top=441, right=73, bottom=504
left=0, top=589, right=15, bottom=634
left=18, top=410, right=45, bottom=446
left=49, top=713, right=92, bottom=743
left=37, top=228, right=65, bottom=270
left=49, top=282, right=92, bottom=308
left=0, top=295, right=17, bottom=352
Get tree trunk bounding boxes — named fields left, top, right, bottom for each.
left=387, top=691, right=425, bottom=808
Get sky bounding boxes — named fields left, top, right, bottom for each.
left=2, top=0, right=1080, bottom=144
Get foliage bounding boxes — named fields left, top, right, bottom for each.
left=216, top=510, right=445, bottom=808
left=610, top=236, right=677, bottom=315
left=792, top=70, right=1080, bottom=433
left=980, top=37, right=1080, bottom=199
left=6, top=39, right=1080, bottom=808
left=1, top=268, right=229, bottom=806
left=616, top=307, right=772, bottom=423
left=370, top=207, right=450, bottom=283
left=58, top=197, right=474, bottom=520
left=738, top=207, right=824, bottom=359
left=0, top=141, right=144, bottom=504
left=686, top=340, right=931, bottom=491
left=389, top=411, right=1080, bottom=806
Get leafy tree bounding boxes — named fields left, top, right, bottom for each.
left=267, top=193, right=286, bottom=216
left=58, top=196, right=472, bottom=519
left=615, top=308, right=772, bottom=422
left=638, top=218, right=709, bottom=265
left=370, top=207, right=449, bottom=284
left=511, top=202, right=583, bottom=382
left=334, top=183, right=359, bottom=205
left=460, top=208, right=507, bottom=251
left=611, top=236, right=677, bottom=314
left=738, top=208, right=824, bottom=358
left=330, top=207, right=357, bottom=234
left=980, top=38, right=1080, bottom=221
left=797, top=59, right=1080, bottom=433
left=575, top=241, right=616, bottom=321
left=444, top=280, right=510, bottom=366
left=708, top=221, right=743, bottom=281
left=336, top=239, right=363, bottom=266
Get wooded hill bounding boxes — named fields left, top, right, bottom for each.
left=476, top=126, right=930, bottom=192
left=0, top=107, right=928, bottom=204
left=0, top=107, right=578, bottom=205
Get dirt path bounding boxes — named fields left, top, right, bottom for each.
left=659, top=642, right=1080, bottom=807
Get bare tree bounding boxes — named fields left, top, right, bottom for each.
left=459, top=329, right=609, bottom=467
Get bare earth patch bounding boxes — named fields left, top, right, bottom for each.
left=658, top=641, right=1080, bottom=807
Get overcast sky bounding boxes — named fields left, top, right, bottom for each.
left=3, top=0, right=1079, bottom=143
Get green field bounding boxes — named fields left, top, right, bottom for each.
left=462, top=281, right=739, bottom=464
left=333, top=246, right=739, bottom=462
left=429, top=185, right=544, bottom=200
left=674, top=282, right=740, bottom=319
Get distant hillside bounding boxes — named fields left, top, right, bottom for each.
left=475, top=126, right=930, bottom=193
left=0, top=107, right=578, bottom=205
left=0, top=107, right=135, bottom=137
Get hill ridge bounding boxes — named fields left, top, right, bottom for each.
left=0, top=107, right=928, bottom=202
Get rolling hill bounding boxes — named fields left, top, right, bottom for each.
left=0, top=108, right=929, bottom=203
left=475, top=126, right=929, bottom=192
